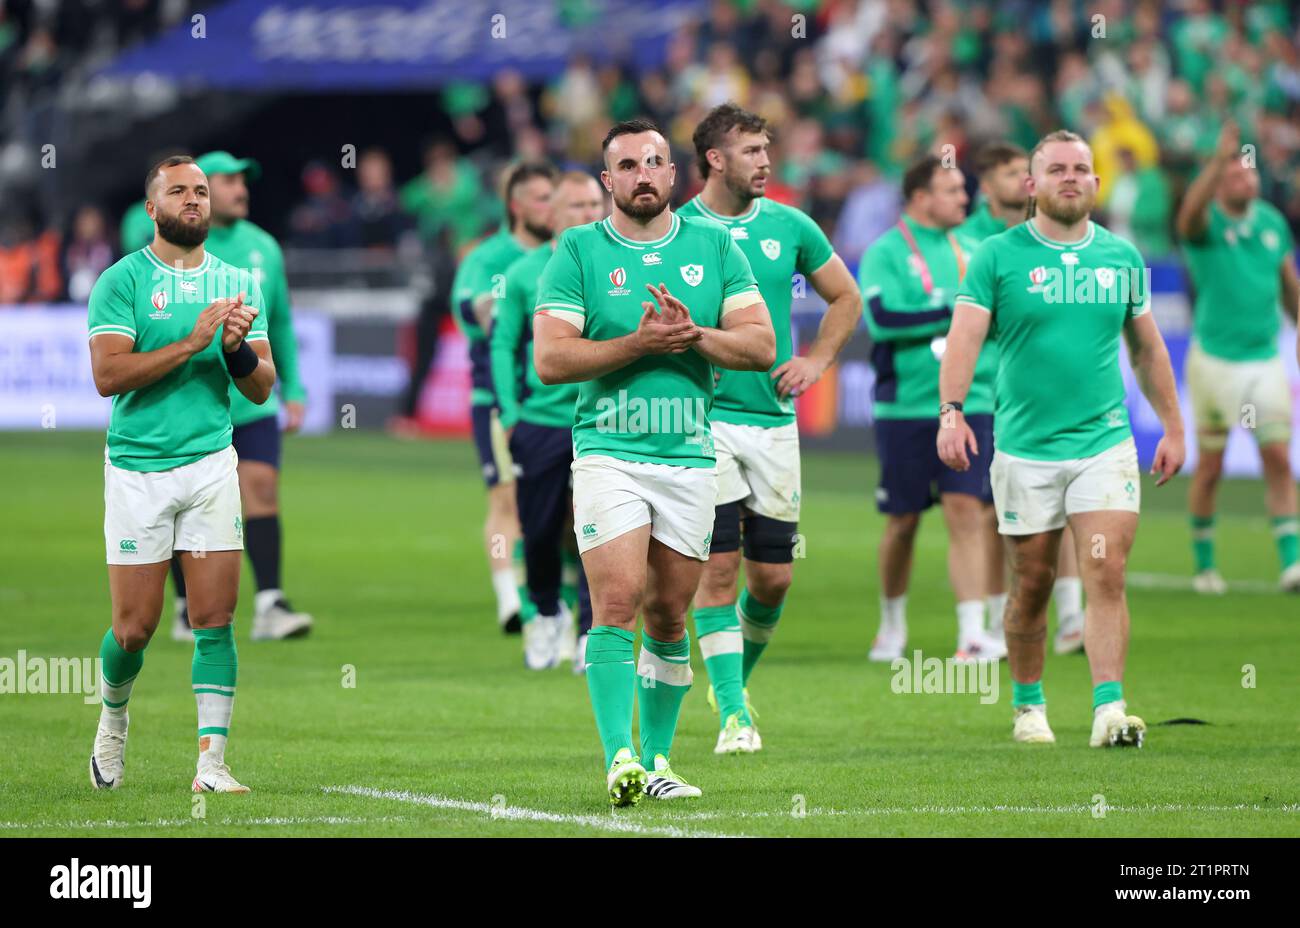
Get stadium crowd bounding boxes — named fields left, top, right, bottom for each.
left=2, top=0, right=1299, bottom=304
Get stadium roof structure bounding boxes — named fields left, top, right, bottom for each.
left=99, top=0, right=705, bottom=91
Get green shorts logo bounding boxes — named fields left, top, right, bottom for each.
left=1004, top=511, right=1019, bottom=523
left=582, top=523, right=597, bottom=537
left=234, top=515, right=243, bottom=538
left=119, top=539, right=138, bottom=553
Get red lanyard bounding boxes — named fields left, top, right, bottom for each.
left=896, top=219, right=967, bottom=294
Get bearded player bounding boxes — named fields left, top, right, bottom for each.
left=533, top=119, right=774, bottom=804
left=678, top=103, right=861, bottom=754
left=939, top=131, right=1183, bottom=747
left=88, top=156, right=275, bottom=793
left=960, top=141, right=1088, bottom=654
left=169, top=151, right=312, bottom=642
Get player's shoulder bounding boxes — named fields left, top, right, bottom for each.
left=205, top=251, right=261, bottom=290
left=757, top=196, right=811, bottom=225
left=1253, top=198, right=1288, bottom=229
left=1089, top=221, right=1144, bottom=262
left=677, top=212, right=733, bottom=243
left=506, top=243, right=550, bottom=278
left=237, top=219, right=284, bottom=257
left=91, top=249, right=149, bottom=294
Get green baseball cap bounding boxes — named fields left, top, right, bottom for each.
left=195, top=151, right=261, bottom=181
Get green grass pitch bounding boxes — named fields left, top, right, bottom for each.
left=1, top=430, right=1297, bottom=837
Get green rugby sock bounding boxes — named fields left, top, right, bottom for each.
left=1092, top=680, right=1123, bottom=710
left=637, top=631, right=693, bottom=766
left=1012, top=680, right=1045, bottom=707
left=99, top=627, right=144, bottom=716
left=1191, top=515, right=1216, bottom=572
left=1272, top=516, right=1298, bottom=570
left=192, top=625, right=238, bottom=762
left=694, top=605, right=747, bottom=727
left=585, top=626, right=636, bottom=768
left=738, top=588, right=783, bottom=684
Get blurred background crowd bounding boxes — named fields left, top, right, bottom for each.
left=1, top=0, right=1299, bottom=306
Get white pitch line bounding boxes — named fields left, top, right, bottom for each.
left=323, top=784, right=738, bottom=837
left=655, top=803, right=1300, bottom=821
left=0, top=815, right=408, bottom=831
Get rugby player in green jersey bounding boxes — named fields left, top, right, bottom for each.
left=491, top=171, right=607, bottom=671
left=961, top=142, right=1088, bottom=655
left=88, top=156, right=276, bottom=793
left=1176, top=121, right=1300, bottom=594
left=679, top=104, right=861, bottom=754
left=860, top=155, right=1007, bottom=665
left=533, top=119, right=774, bottom=804
left=453, top=164, right=556, bottom=633
left=940, top=131, right=1184, bottom=748
left=167, top=151, right=313, bottom=643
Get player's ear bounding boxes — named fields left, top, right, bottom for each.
left=600, top=170, right=612, bottom=193
left=668, top=162, right=676, bottom=187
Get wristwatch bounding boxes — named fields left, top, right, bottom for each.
left=939, top=401, right=964, bottom=417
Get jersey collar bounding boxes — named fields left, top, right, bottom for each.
left=602, top=212, right=681, bottom=250
left=143, top=244, right=212, bottom=276
left=690, top=195, right=761, bottom=225
left=1025, top=217, right=1096, bottom=251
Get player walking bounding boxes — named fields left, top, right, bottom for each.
left=533, top=119, right=773, bottom=804
left=169, top=151, right=312, bottom=642
left=88, top=156, right=275, bottom=792
left=491, top=171, right=607, bottom=670
left=939, top=131, right=1184, bottom=747
left=454, top=163, right=556, bottom=634
left=678, top=103, right=861, bottom=753
left=1176, top=122, right=1300, bottom=594
left=860, top=155, right=1007, bottom=664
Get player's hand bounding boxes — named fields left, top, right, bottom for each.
left=646, top=283, right=694, bottom=326
left=1214, top=120, right=1240, bottom=165
left=1150, top=432, right=1185, bottom=487
left=283, top=400, right=306, bottom=434
left=221, top=294, right=259, bottom=351
left=634, top=302, right=702, bottom=355
left=772, top=355, right=828, bottom=397
left=936, top=410, right=978, bottom=472
left=186, top=298, right=235, bottom=354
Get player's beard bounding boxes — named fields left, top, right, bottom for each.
left=724, top=165, right=763, bottom=204
left=522, top=219, right=552, bottom=243
left=1035, top=187, right=1094, bottom=225
left=616, top=184, right=670, bottom=221
left=155, top=208, right=209, bottom=248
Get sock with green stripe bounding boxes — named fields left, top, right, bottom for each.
left=99, top=627, right=144, bottom=720
left=585, top=626, right=636, bottom=768
left=192, top=625, right=238, bottom=764
left=1092, top=680, right=1123, bottom=711
left=694, top=605, right=748, bottom=727
left=637, top=631, right=693, bottom=766
left=738, top=588, right=783, bottom=685
left=1191, top=514, right=1216, bottom=572
left=560, top=548, right=580, bottom=612
left=1012, top=680, right=1045, bottom=707
left=513, top=539, right=537, bottom=624
left=1272, top=516, right=1298, bottom=570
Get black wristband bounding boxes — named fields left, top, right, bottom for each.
left=223, top=340, right=258, bottom=378
left=939, top=401, right=964, bottom=415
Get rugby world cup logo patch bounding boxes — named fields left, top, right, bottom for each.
left=1029, top=266, right=1047, bottom=286
left=609, top=267, right=626, bottom=288
left=151, top=290, right=168, bottom=311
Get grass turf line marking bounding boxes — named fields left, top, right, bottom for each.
left=324, top=784, right=739, bottom=837
left=654, top=803, right=1300, bottom=821
left=1128, top=572, right=1277, bottom=594
left=0, top=815, right=409, bottom=831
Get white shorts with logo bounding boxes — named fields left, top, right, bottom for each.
left=990, top=437, right=1140, bottom=536
left=104, top=445, right=244, bottom=564
left=713, top=420, right=801, bottom=522
left=1186, top=342, right=1292, bottom=449
left=572, top=455, right=717, bottom=561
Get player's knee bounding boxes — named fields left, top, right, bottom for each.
left=886, top=513, right=921, bottom=544
left=1194, top=449, right=1224, bottom=481
left=1259, top=443, right=1291, bottom=475
left=188, top=605, right=234, bottom=629
left=114, top=624, right=153, bottom=652
left=748, top=563, right=792, bottom=603
left=593, top=589, right=640, bottom=627
left=1087, top=556, right=1128, bottom=601
left=1014, top=560, right=1056, bottom=605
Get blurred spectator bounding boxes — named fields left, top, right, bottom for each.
left=0, top=212, right=62, bottom=303
left=399, top=140, right=492, bottom=250
left=289, top=162, right=355, bottom=249
left=1090, top=94, right=1159, bottom=204
left=1104, top=147, right=1172, bottom=259
left=350, top=148, right=409, bottom=251
left=62, top=205, right=114, bottom=303
left=834, top=161, right=902, bottom=263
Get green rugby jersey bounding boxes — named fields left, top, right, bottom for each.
left=491, top=243, right=579, bottom=429
left=452, top=226, right=528, bottom=407
left=534, top=213, right=761, bottom=467
left=1182, top=199, right=1295, bottom=362
left=859, top=217, right=997, bottom=420
left=204, top=219, right=305, bottom=427
left=88, top=246, right=269, bottom=472
left=957, top=200, right=1011, bottom=243
left=675, top=195, right=834, bottom=427
left=956, top=219, right=1149, bottom=461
